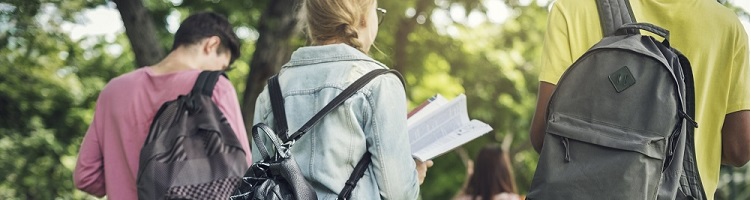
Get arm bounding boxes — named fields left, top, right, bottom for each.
left=73, top=104, right=107, bottom=197
left=721, top=27, right=750, bottom=167
left=531, top=1, right=572, bottom=154
left=529, top=82, right=556, bottom=153
left=721, top=111, right=749, bottom=167
left=366, top=74, right=420, bottom=199
left=213, top=77, right=252, bottom=165
left=250, top=88, right=271, bottom=163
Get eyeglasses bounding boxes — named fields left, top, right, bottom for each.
left=376, top=8, right=387, bottom=25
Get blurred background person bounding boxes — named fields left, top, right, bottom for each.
left=455, top=145, right=522, bottom=200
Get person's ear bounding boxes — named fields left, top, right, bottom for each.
left=360, top=14, right=368, bottom=27
left=203, top=36, right=222, bottom=54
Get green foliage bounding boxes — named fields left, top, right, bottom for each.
left=1, top=1, right=131, bottom=199
left=364, top=0, right=549, bottom=198
left=715, top=165, right=750, bottom=200
left=399, top=3, right=549, bottom=198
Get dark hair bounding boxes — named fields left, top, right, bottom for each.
left=464, top=145, right=518, bottom=200
left=172, top=12, right=241, bottom=64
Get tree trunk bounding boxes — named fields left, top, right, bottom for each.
left=241, top=0, right=303, bottom=129
left=112, top=0, right=165, bottom=68
left=394, top=0, right=433, bottom=73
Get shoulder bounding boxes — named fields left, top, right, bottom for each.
left=544, top=0, right=600, bottom=37
left=98, top=68, right=150, bottom=99
left=495, top=193, right=522, bottom=200
left=700, top=2, right=747, bottom=33
left=550, top=0, right=578, bottom=9
left=347, top=61, right=404, bottom=94
left=454, top=195, right=472, bottom=200
left=549, top=0, right=597, bottom=14
left=702, top=1, right=744, bottom=22
left=689, top=1, right=748, bottom=47
left=209, top=74, right=242, bottom=110
left=212, top=75, right=237, bottom=96
left=104, top=68, right=146, bottom=88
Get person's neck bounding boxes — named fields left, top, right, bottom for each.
left=149, top=48, right=203, bottom=75
left=317, top=40, right=370, bottom=54
left=319, top=39, right=345, bottom=46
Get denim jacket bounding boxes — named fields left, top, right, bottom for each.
left=252, top=44, right=420, bottom=199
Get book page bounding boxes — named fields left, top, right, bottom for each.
left=407, top=94, right=448, bottom=126
left=407, top=94, right=469, bottom=154
left=412, top=120, right=493, bottom=161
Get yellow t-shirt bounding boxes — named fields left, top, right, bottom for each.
left=539, top=0, right=750, bottom=197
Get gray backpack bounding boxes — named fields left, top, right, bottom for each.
left=527, top=0, right=705, bottom=199
left=137, top=71, right=248, bottom=199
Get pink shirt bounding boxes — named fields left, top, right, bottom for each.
left=73, top=68, right=252, bottom=199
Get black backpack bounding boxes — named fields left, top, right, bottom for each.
left=231, top=69, right=404, bottom=200
left=137, top=71, right=249, bottom=199
left=526, top=0, right=705, bottom=199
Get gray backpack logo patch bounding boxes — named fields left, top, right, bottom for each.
left=609, top=66, right=636, bottom=93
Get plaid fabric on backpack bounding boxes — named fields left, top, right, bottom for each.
left=137, top=71, right=249, bottom=199
left=526, top=0, right=705, bottom=199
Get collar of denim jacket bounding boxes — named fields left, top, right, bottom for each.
left=283, top=43, right=387, bottom=69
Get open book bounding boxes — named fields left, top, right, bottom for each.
left=407, top=94, right=493, bottom=161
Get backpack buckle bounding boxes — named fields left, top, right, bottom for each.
left=284, top=139, right=296, bottom=147
left=274, top=140, right=295, bottom=158
left=281, top=140, right=295, bottom=151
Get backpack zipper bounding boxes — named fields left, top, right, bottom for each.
left=561, top=137, right=571, bottom=162
left=678, top=110, right=698, bottom=128
left=664, top=116, right=684, bottom=171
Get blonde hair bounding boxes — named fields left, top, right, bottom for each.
left=304, top=0, right=375, bottom=52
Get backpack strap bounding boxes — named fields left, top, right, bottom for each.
left=677, top=53, right=707, bottom=199
left=596, top=0, right=637, bottom=37
left=269, top=69, right=405, bottom=142
left=337, top=152, right=372, bottom=200
left=192, top=71, right=228, bottom=97
left=269, top=75, right=290, bottom=140
left=267, top=68, right=405, bottom=199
